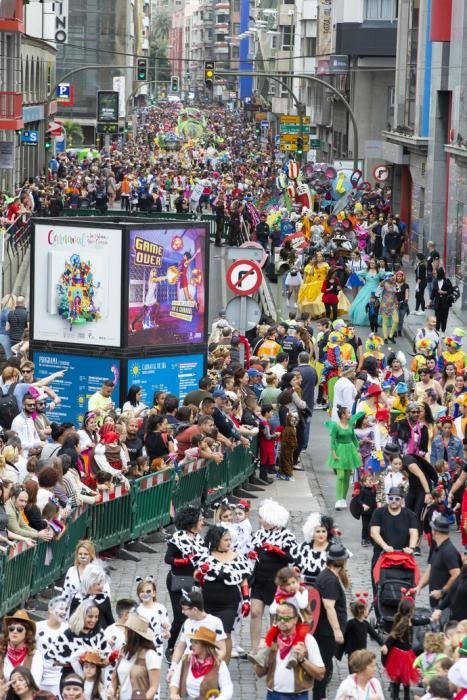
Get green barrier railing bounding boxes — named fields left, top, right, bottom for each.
left=172, top=460, right=207, bottom=511
left=130, top=469, right=174, bottom=539
left=204, top=459, right=230, bottom=505
left=0, top=444, right=257, bottom=614
left=87, top=487, right=133, bottom=552
left=0, top=543, right=36, bottom=617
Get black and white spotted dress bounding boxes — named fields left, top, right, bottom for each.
left=46, top=627, right=111, bottom=679
left=250, top=527, right=298, bottom=605
left=196, top=553, right=253, bottom=633
left=294, top=543, right=329, bottom=584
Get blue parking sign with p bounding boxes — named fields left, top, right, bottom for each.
left=57, top=83, right=70, bottom=99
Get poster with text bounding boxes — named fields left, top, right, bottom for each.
left=32, top=352, right=120, bottom=427
left=33, top=224, right=122, bottom=347
left=127, top=226, right=206, bottom=347
left=128, top=354, right=204, bottom=404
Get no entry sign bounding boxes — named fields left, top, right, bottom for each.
left=226, top=259, right=263, bottom=296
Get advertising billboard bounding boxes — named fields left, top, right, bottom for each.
left=32, top=352, right=120, bottom=427
left=127, top=226, right=207, bottom=347
left=32, top=224, right=122, bottom=347
left=97, top=91, right=119, bottom=123
left=128, top=353, right=205, bottom=404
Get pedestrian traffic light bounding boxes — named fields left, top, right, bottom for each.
left=296, top=137, right=304, bottom=154
left=255, top=124, right=261, bottom=136
left=204, top=61, right=215, bottom=89
left=137, top=58, right=148, bottom=81
left=171, top=76, right=179, bottom=93
left=45, top=134, right=52, bottom=150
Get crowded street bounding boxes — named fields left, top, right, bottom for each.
left=0, top=42, right=467, bottom=700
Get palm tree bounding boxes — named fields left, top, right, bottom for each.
left=62, top=120, right=84, bottom=147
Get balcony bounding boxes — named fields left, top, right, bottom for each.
left=215, top=2, right=230, bottom=10
left=0, top=92, right=23, bottom=130
left=381, top=128, right=428, bottom=156
left=0, top=0, right=24, bottom=31
left=215, top=21, right=229, bottom=29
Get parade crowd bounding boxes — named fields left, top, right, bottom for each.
left=0, top=102, right=466, bottom=700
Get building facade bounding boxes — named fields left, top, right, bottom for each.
left=381, top=0, right=466, bottom=305
left=0, top=0, right=57, bottom=192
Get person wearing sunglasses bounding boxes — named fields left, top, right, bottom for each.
left=0, top=609, right=43, bottom=686
left=253, top=601, right=325, bottom=700
left=10, top=393, right=44, bottom=459
left=370, top=485, right=419, bottom=594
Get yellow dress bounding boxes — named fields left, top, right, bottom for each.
left=297, top=262, right=329, bottom=317
left=298, top=262, right=351, bottom=319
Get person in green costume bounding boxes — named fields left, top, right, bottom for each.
left=325, top=407, right=365, bottom=511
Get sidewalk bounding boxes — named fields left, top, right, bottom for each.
left=401, top=267, right=465, bottom=344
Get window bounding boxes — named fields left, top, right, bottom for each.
left=232, top=46, right=239, bottom=58
left=387, top=85, right=395, bottom=120
left=233, top=0, right=240, bottom=10
left=364, top=0, right=398, bottom=20
left=304, top=36, right=316, bottom=56
left=233, top=23, right=240, bottom=34
left=268, top=82, right=277, bottom=96
left=282, top=24, right=295, bottom=50
left=270, top=34, right=278, bottom=49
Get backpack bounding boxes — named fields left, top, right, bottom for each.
left=0, top=384, right=20, bottom=429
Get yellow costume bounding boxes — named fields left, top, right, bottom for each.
left=441, top=349, right=466, bottom=375
left=297, top=262, right=350, bottom=319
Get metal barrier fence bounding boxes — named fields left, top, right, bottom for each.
left=0, top=444, right=256, bottom=614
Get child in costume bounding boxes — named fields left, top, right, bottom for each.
left=413, top=632, right=448, bottom=683
left=248, top=566, right=310, bottom=670
left=344, top=594, right=385, bottom=670
left=376, top=450, right=407, bottom=506
left=258, top=404, right=281, bottom=483
left=354, top=415, right=375, bottom=470
left=278, top=413, right=298, bottom=481
left=390, top=382, right=410, bottom=424
left=366, top=293, right=380, bottom=334
left=356, top=471, right=377, bottom=546
left=233, top=500, right=252, bottom=557
left=382, top=597, right=430, bottom=700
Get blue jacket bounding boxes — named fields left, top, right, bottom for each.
left=431, top=434, right=464, bottom=470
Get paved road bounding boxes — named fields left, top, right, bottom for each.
left=108, top=252, right=465, bottom=698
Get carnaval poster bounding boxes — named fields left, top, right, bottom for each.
left=128, top=353, right=205, bottom=404
left=33, top=224, right=122, bottom=347
left=127, top=226, right=207, bottom=347
left=32, top=352, right=120, bottom=427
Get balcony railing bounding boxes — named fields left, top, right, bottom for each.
left=0, top=0, right=24, bottom=31
left=0, top=91, right=23, bottom=130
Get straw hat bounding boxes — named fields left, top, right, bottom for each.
left=187, top=626, right=220, bottom=649
left=80, top=650, right=107, bottom=666
left=4, top=609, right=36, bottom=635
left=123, top=613, right=154, bottom=642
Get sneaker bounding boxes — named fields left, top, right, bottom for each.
left=247, top=647, right=270, bottom=668
left=284, top=476, right=295, bottom=482
left=335, top=499, right=347, bottom=510
left=286, top=649, right=300, bottom=669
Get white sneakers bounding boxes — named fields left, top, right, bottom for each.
left=334, top=499, right=347, bottom=510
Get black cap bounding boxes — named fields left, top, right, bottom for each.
left=327, top=543, right=349, bottom=561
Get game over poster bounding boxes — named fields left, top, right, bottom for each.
left=127, top=226, right=207, bottom=347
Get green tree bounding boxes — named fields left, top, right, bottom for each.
left=62, top=120, right=84, bottom=146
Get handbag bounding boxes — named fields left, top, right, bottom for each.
left=169, top=571, right=194, bottom=592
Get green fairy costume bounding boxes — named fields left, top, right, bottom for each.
left=324, top=411, right=365, bottom=503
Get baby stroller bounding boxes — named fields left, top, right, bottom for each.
left=373, top=552, right=420, bottom=632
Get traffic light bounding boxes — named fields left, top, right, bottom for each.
left=204, top=61, right=215, bottom=89
left=255, top=124, right=261, bottom=136
left=45, top=133, right=52, bottom=150
left=296, top=137, right=304, bottom=155
left=137, top=58, right=148, bottom=81
left=170, top=76, right=179, bottom=93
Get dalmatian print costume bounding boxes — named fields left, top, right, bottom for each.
left=194, top=553, right=253, bottom=633
left=250, top=527, right=298, bottom=605
left=137, top=601, right=170, bottom=663
left=46, top=627, right=111, bottom=676
left=295, top=542, right=329, bottom=584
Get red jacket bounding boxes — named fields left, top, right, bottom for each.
left=321, top=280, right=340, bottom=304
